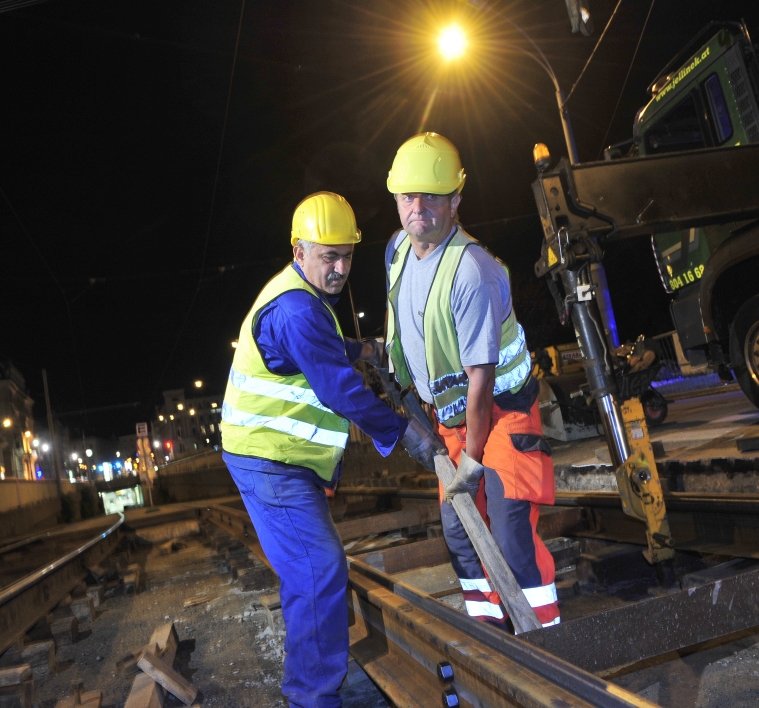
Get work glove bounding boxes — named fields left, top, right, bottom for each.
left=443, top=450, right=490, bottom=504
left=401, top=418, right=444, bottom=472
left=359, top=338, right=385, bottom=369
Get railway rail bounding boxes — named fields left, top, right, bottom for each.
left=202, top=487, right=759, bottom=707
left=0, top=514, right=123, bottom=656
left=5, top=487, right=759, bottom=707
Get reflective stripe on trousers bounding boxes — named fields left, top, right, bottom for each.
left=459, top=577, right=560, bottom=627
left=438, top=400, right=560, bottom=629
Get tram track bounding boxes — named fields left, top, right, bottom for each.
left=4, top=487, right=759, bottom=707
left=0, top=514, right=124, bottom=656
left=203, top=486, right=759, bottom=707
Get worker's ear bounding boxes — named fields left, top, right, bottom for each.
left=293, top=244, right=304, bottom=265
left=450, top=192, right=462, bottom=217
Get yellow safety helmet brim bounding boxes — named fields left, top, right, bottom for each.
left=290, top=191, right=362, bottom=246
left=387, top=132, right=466, bottom=195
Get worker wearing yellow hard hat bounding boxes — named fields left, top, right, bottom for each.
left=383, top=133, right=560, bottom=630
left=220, top=191, right=438, bottom=706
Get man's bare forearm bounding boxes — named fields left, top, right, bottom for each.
left=462, top=364, right=495, bottom=462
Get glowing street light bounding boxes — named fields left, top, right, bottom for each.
left=42, top=443, right=50, bottom=452
left=85, top=449, right=93, bottom=458
left=438, top=24, right=467, bottom=62
left=442, top=10, right=579, bottom=163
left=2, top=418, right=11, bottom=428
left=71, top=452, right=78, bottom=461
left=194, top=380, right=203, bottom=388
left=177, top=403, right=184, bottom=411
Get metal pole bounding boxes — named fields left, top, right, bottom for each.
left=42, top=369, right=63, bottom=499
left=346, top=282, right=362, bottom=341
left=556, top=88, right=580, bottom=165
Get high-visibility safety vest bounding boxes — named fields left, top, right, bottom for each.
left=386, top=229, right=531, bottom=428
left=220, top=265, right=351, bottom=481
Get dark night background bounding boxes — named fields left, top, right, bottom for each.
left=2, top=0, right=758, bottom=438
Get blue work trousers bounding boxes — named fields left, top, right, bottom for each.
left=226, top=462, right=349, bottom=708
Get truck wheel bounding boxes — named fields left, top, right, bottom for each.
left=641, top=389, right=668, bottom=427
left=729, top=295, right=759, bottom=408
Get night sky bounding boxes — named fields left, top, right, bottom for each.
left=3, top=0, right=758, bottom=438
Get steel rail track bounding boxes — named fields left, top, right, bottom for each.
left=337, top=487, right=759, bottom=511
left=0, top=514, right=124, bottom=656
left=347, top=556, right=655, bottom=708
left=201, top=501, right=656, bottom=707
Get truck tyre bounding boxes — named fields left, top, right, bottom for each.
left=729, top=294, right=759, bottom=409
left=641, top=389, right=668, bottom=427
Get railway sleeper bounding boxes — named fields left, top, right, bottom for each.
left=0, top=665, right=34, bottom=708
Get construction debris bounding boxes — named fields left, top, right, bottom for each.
left=0, top=664, right=34, bottom=708
left=123, top=623, right=179, bottom=708
left=137, top=650, right=198, bottom=706
left=54, top=679, right=101, bottom=708
left=183, top=595, right=213, bottom=609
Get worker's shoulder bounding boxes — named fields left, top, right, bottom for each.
left=457, top=239, right=509, bottom=283
left=384, top=229, right=406, bottom=258
left=266, top=287, right=324, bottom=318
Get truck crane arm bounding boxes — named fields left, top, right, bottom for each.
left=532, top=142, right=759, bottom=572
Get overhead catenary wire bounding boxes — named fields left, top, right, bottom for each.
left=596, top=0, right=657, bottom=158
left=563, top=0, right=625, bottom=106
left=0, top=0, right=53, bottom=12
left=145, top=0, right=247, bottom=412
left=0, top=185, right=89, bottom=424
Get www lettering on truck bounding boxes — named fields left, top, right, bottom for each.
left=655, top=46, right=711, bottom=102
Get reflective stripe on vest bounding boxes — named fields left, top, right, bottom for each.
left=220, top=264, right=349, bottom=480
left=228, top=367, right=334, bottom=414
left=386, top=229, right=530, bottom=427
left=221, top=402, right=349, bottom=448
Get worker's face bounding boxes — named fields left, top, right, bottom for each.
left=294, top=242, right=354, bottom=296
left=395, top=192, right=461, bottom=242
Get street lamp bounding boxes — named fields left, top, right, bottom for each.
left=438, top=24, right=467, bottom=62
left=437, top=17, right=579, bottom=164
left=2, top=418, right=10, bottom=428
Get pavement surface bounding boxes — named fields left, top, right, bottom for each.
left=551, top=387, right=759, bottom=472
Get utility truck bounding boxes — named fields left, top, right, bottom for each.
left=605, top=22, right=759, bottom=406
left=530, top=20, right=759, bottom=568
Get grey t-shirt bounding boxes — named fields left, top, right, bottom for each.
left=385, top=228, right=512, bottom=403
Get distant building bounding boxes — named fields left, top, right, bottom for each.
left=0, top=362, right=35, bottom=479
left=153, top=388, right=222, bottom=461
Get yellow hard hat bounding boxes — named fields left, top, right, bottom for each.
left=387, top=132, right=466, bottom=195
left=290, top=191, right=362, bottom=246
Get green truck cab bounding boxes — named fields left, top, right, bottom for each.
left=613, top=23, right=759, bottom=406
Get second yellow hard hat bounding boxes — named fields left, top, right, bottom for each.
left=290, top=192, right=362, bottom=246
left=387, top=132, right=466, bottom=195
